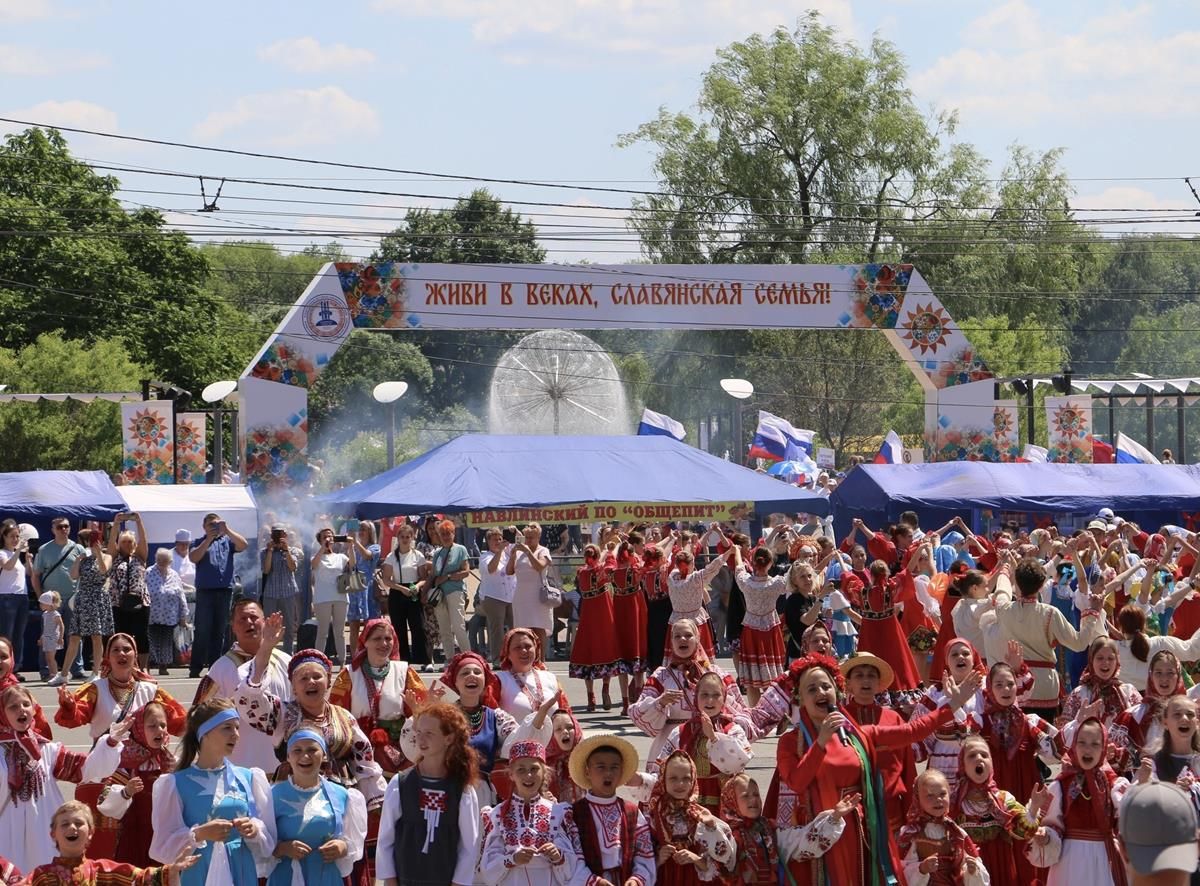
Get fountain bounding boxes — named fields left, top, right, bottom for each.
left=488, top=330, right=631, bottom=435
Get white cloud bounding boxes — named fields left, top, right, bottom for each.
left=193, top=86, right=379, bottom=147
left=0, top=0, right=53, bottom=21
left=0, top=99, right=117, bottom=136
left=0, top=44, right=107, bottom=76
left=258, top=37, right=377, bottom=73
left=914, top=4, right=1200, bottom=121
left=371, top=0, right=854, bottom=64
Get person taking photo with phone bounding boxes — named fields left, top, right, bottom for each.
left=188, top=513, right=248, bottom=678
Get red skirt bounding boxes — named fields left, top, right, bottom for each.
left=737, top=624, right=786, bottom=688
left=663, top=620, right=716, bottom=665
left=612, top=590, right=648, bottom=674
left=856, top=614, right=921, bottom=690
left=570, top=591, right=622, bottom=678
left=658, top=859, right=704, bottom=886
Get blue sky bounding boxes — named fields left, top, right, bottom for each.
left=4, top=0, right=1199, bottom=259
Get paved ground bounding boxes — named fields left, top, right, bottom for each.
left=30, top=654, right=782, bottom=798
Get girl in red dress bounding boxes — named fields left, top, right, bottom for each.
left=648, top=751, right=735, bottom=885
left=848, top=560, right=921, bottom=690
left=954, top=735, right=1049, bottom=886
left=1062, top=636, right=1142, bottom=742
left=729, top=547, right=788, bottom=706
left=544, top=708, right=584, bottom=804
left=1110, top=648, right=1186, bottom=777
left=897, top=769, right=988, bottom=886
left=568, top=545, right=621, bottom=712
left=980, top=661, right=1061, bottom=805
left=768, top=653, right=981, bottom=885
left=610, top=542, right=648, bottom=712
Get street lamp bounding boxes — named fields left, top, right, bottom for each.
left=372, top=381, right=409, bottom=469
left=719, top=378, right=754, bottom=464
left=201, top=380, right=238, bottom=484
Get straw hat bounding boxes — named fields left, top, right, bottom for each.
left=568, top=732, right=639, bottom=790
left=839, top=652, right=895, bottom=691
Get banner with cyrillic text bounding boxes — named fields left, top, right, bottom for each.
left=463, top=501, right=755, bottom=528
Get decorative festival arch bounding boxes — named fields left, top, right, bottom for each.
left=234, top=262, right=1027, bottom=493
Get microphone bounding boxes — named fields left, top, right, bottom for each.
left=837, top=725, right=849, bottom=745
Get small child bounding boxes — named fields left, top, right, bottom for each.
left=569, top=733, right=656, bottom=886
left=38, top=592, right=63, bottom=683
left=646, top=751, right=734, bottom=884
left=24, top=800, right=198, bottom=886
left=979, top=661, right=1061, bottom=807
left=898, top=769, right=988, bottom=886
left=543, top=709, right=584, bottom=804
left=718, top=773, right=854, bottom=884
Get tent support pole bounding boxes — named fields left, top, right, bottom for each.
left=1179, top=395, right=1187, bottom=464
left=1025, top=384, right=1035, bottom=446
left=1147, top=398, right=1155, bottom=455
left=1108, top=395, right=1115, bottom=445
left=212, top=407, right=224, bottom=485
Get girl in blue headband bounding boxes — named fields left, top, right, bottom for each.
left=149, top=699, right=274, bottom=886
left=265, top=728, right=366, bottom=886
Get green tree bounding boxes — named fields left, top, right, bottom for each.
left=0, top=127, right=260, bottom=391
left=0, top=333, right=145, bottom=471
left=199, top=241, right=348, bottom=327
left=619, top=14, right=988, bottom=264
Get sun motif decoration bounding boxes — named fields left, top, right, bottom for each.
left=992, top=408, right=1014, bottom=438
left=901, top=303, right=951, bottom=355
left=127, top=409, right=169, bottom=448
left=1052, top=403, right=1089, bottom=440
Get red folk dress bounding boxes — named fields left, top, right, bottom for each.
left=569, top=563, right=622, bottom=679
left=611, top=557, right=648, bottom=675
left=845, top=700, right=917, bottom=834
left=770, top=705, right=954, bottom=885
left=849, top=575, right=921, bottom=691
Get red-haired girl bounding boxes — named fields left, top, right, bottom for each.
left=377, top=702, right=481, bottom=886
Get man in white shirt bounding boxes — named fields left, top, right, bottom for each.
left=192, top=598, right=291, bottom=773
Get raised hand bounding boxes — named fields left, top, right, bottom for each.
left=261, top=612, right=286, bottom=650
left=1137, top=758, right=1154, bottom=785
left=1080, top=698, right=1105, bottom=722
left=816, top=712, right=848, bottom=749
left=1005, top=640, right=1024, bottom=670
left=832, top=791, right=861, bottom=821
left=1029, top=783, right=1051, bottom=816
left=106, top=718, right=133, bottom=745
left=123, top=776, right=144, bottom=797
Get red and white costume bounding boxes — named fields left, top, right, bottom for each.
left=666, top=558, right=725, bottom=658
left=732, top=566, right=787, bottom=688
left=480, top=792, right=583, bottom=885
left=573, top=793, right=656, bottom=886
left=569, top=562, right=622, bottom=679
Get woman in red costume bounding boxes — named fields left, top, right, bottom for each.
left=610, top=541, right=648, bottom=707
left=844, top=560, right=921, bottom=691
left=768, top=653, right=981, bottom=885
left=569, top=544, right=622, bottom=712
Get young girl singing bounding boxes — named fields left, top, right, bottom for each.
left=377, top=702, right=481, bottom=886
left=647, top=751, right=735, bottom=885
left=529, top=705, right=583, bottom=804
left=479, top=740, right=582, bottom=886
left=148, top=698, right=275, bottom=886
left=980, top=660, right=1061, bottom=807
left=1062, top=637, right=1142, bottom=737
left=265, top=729, right=366, bottom=886
left=1135, top=694, right=1200, bottom=807
left=1027, top=717, right=1129, bottom=886
left=1111, top=649, right=1187, bottom=777
left=898, top=769, right=989, bottom=886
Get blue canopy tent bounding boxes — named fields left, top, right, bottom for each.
left=0, top=470, right=125, bottom=528
left=321, top=434, right=830, bottom=519
left=830, top=462, right=1200, bottom=537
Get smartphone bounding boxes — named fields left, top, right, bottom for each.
left=333, top=534, right=350, bottom=543
left=216, top=521, right=227, bottom=533
left=346, top=519, right=361, bottom=531
left=428, top=678, right=459, bottom=704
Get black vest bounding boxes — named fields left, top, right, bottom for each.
left=394, top=769, right=464, bottom=886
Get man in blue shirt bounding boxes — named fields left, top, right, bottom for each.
left=188, top=512, right=248, bottom=677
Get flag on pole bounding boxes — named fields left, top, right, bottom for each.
left=873, top=430, right=904, bottom=465
left=747, top=411, right=814, bottom=461
left=637, top=408, right=686, bottom=441
left=1115, top=431, right=1160, bottom=464
left=1021, top=444, right=1049, bottom=463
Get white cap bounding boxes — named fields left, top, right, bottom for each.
left=37, top=592, right=55, bottom=607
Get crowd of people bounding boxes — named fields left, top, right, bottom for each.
left=0, top=505, right=1194, bottom=884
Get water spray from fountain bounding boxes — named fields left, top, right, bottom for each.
left=488, top=330, right=631, bottom=435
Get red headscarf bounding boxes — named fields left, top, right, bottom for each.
left=719, top=775, right=778, bottom=871
left=666, top=620, right=714, bottom=685
left=100, top=633, right=155, bottom=682
left=897, top=773, right=970, bottom=868
left=982, top=664, right=1030, bottom=761
left=118, top=703, right=176, bottom=773
left=351, top=618, right=400, bottom=672
left=943, top=638, right=986, bottom=684
left=1077, top=639, right=1127, bottom=724
left=678, top=672, right=733, bottom=753
left=648, top=750, right=706, bottom=848
left=1056, top=717, right=1124, bottom=871
left=952, top=739, right=1018, bottom=830
left=441, top=651, right=501, bottom=709
left=499, top=627, right=546, bottom=672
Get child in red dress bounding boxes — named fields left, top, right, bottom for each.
left=569, top=545, right=622, bottom=712
left=980, top=661, right=1061, bottom=808
left=848, top=560, right=921, bottom=690
left=24, top=800, right=198, bottom=886
left=897, top=769, right=988, bottom=886
left=1110, top=648, right=1185, bottom=778
left=648, top=751, right=734, bottom=885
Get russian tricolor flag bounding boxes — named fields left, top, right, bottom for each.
left=873, top=430, right=904, bottom=465
left=637, top=408, right=686, bottom=441
left=1115, top=431, right=1160, bottom=464
left=747, top=411, right=814, bottom=461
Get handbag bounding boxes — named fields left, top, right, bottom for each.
left=539, top=569, right=563, bottom=607
left=336, top=565, right=365, bottom=595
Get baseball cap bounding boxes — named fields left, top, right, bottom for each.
left=1086, top=519, right=1108, bottom=532
left=1097, top=507, right=1116, bottom=520
left=1119, top=781, right=1199, bottom=874
left=175, top=529, right=191, bottom=543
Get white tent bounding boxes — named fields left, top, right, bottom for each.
left=117, top=484, right=258, bottom=546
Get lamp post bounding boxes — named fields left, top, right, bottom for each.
left=372, top=381, right=409, bottom=469
left=200, top=380, right=237, bottom=484
left=719, top=378, right=754, bottom=464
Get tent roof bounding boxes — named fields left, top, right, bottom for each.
left=322, top=434, right=829, bottom=519
left=118, top=484, right=258, bottom=545
left=831, top=462, right=1200, bottom=515
left=0, top=470, right=125, bottom=521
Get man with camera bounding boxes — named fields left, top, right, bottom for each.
left=188, top=512, right=248, bottom=678
left=260, top=524, right=302, bottom=652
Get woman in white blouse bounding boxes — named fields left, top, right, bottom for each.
left=380, top=523, right=430, bottom=669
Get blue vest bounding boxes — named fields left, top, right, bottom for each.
left=469, top=707, right=501, bottom=774
left=267, top=778, right=350, bottom=886
left=176, top=763, right=259, bottom=886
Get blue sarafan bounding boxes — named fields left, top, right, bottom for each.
left=319, top=433, right=830, bottom=520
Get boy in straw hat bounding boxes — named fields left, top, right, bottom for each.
left=569, top=733, right=656, bottom=886
left=840, top=651, right=916, bottom=833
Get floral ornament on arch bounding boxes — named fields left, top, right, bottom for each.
left=127, top=408, right=170, bottom=448
left=901, top=302, right=951, bottom=355
left=1052, top=404, right=1089, bottom=440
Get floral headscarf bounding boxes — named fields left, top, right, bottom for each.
left=897, top=772, right=970, bottom=869
left=1056, top=717, right=1124, bottom=869
left=667, top=619, right=714, bottom=685
left=0, top=686, right=46, bottom=802
left=118, top=703, right=176, bottom=773
left=350, top=619, right=400, bottom=672
left=678, top=672, right=732, bottom=754
left=943, top=638, right=986, bottom=684
left=1078, top=638, right=1126, bottom=724
left=100, top=633, right=154, bottom=682
left=499, top=627, right=546, bottom=672
left=718, top=775, right=778, bottom=870
left=952, top=738, right=1017, bottom=830
left=441, top=651, right=501, bottom=709
left=982, top=663, right=1030, bottom=761
left=648, top=750, right=706, bottom=848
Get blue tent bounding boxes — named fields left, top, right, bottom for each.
left=321, top=434, right=830, bottom=519
left=0, top=470, right=125, bottom=524
left=831, top=462, right=1200, bottom=536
